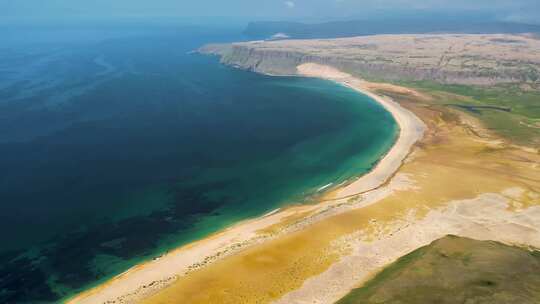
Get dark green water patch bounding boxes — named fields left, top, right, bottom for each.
left=446, top=103, right=512, bottom=115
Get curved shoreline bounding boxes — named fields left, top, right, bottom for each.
left=66, top=64, right=425, bottom=304
left=297, top=63, right=425, bottom=198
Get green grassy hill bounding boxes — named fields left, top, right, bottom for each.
left=337, top=235, right=540, bottom=304
left=401, top=82, right=540, bottom=146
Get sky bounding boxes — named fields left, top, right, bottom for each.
left=1, top=0, right=539, bottom=24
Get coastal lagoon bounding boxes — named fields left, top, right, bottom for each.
left=0, top=22, right=397, bottom=303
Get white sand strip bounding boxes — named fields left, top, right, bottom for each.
left=296, top=63, right=426, bottom=197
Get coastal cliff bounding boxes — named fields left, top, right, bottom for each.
left=200, top=34, right=540, bottom=86
left=201, top=43, right=358, bottom=77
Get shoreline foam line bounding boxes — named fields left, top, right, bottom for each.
left=317, top=183, right=334, bottom=192
left=296, top=63, right=426, bottom=198
left=66, top=63, right=425, bottom=304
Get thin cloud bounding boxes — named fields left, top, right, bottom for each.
left=285, top=1, right=296, bottom=8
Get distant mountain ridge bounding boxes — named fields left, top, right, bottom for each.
left=244, top=19, right=540, bottom=40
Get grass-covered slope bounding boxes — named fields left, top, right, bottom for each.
left=337, top=235, right=540, bottom=304
left=399, top=82, right=540, bottom=146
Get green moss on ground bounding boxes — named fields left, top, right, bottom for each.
left=337, top=235, right=540, bottom=304
left=398, top=81, right=540, bottom=146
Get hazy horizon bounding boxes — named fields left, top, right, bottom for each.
left=1, top=0, right=539, bottom=25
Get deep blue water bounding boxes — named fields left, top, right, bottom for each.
left=0, top=23, right=397, bottom=303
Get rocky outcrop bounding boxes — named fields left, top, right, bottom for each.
left=199, top=34, right=540, bottom=87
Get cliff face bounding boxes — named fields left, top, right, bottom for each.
left=199, top=43, right=296, bottom=76
left=199, top=34, right=540, bottom=87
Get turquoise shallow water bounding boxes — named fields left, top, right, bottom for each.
left=0, top=23, right=397, bottom=303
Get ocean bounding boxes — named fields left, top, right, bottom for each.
left=0, top=21, right=397, bottom=303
